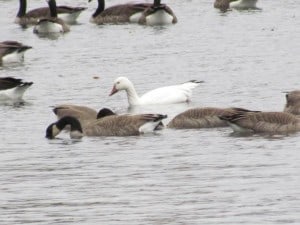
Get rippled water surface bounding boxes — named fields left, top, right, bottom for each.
left=1, top=0, right=300, bottom=224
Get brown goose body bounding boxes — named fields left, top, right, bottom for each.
left=220, top=111, right=300, bottom=134
left=46, top=114, right=167, bottom=138
left=53, top=104, right=98, bottom=128
left=15, top=0, right=86, bottom=26
left=284, top=90, right=300, bottom=115
left=167, top=107, right=251, bottom=129
left=89, top=0, right=151, bottom=24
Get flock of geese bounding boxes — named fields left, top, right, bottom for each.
left=3, top=0, right=300, bottom=139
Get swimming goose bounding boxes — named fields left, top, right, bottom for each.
left=138, top=0, right=177, bottom=25
left=46, top=113, right=167, bottom=138
left=284, top=90, right=300, bottom=115
left=219, top=110, right=300, bottom=134
left=109, top=77, right=203, bottom=107
left=89, top=0, right=151, bottom=24
left=214, top=0, right=260, bottom=11
left=167, top=107, right=252, bottom=129
left=0, top=41, right=32, bottom=65
left=33, top=0, right=70, bottom=34
left=0, top=77, right=33, bottom=102
left=15, top=0, right=86, bottom=26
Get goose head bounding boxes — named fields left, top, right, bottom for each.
left=109, top=77, right=133, bottom=96
left=46, top=116, right=84, bottom=139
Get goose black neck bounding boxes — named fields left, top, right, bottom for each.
left=48, top=0, right=58, bottom=18
left=57, top=116, right=83, bottom=133
left=154, top=0, right=161, bottom=7
left=17, top=0, right=27, bottom=17
left=93, top=0, right=105, bottom=17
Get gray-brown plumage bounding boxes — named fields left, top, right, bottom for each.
left=167, top=107, right=251, bottom=129
left=53, top=104, right=98, bottom=128
left=0, top=41, right=32, bottom=65
left=219, top=111, right=300, bottom=134
left=46, top=114, right=167, bottom=138
left=284, top=90, right=300, bottom=115
left=15, top=0, right=86, bottom=26
left=214, top=0, right=230, bottom=12
left=89, top=0, right=151, bottom=24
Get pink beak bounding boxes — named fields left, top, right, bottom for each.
left=109, top=85, right=118, bottom=96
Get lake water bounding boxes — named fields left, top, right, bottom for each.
left=0, top=0, right=300, bottom=224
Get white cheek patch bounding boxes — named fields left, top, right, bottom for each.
left=52, top=125, right=61, bottom=137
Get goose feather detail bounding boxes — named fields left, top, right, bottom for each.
left=219, top=111, right=300, bottom=134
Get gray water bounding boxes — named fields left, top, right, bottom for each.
left=1, top=0, right=300, bottom=224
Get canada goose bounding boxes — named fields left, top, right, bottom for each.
left=214, top=0, right=260, bottom=12
left=0, top=77, right=33, bottom=101
left=109, top=77, right=203, bottom=107
left=46, top=113, right=167, bottom=139
left=89, top=0, right=151, bottom=24
left=33, top=0, right=70, bottom=34
left=167, top=107, right=252, bottom=129
left=284, top=90, right=300, bottom=115
left=15, top=0, right=86, bottom=26
left=138, top=0, right=177, bottom=25
left=0, top=41, right=32, bottom=65
left=219, top=110, right=300, bottom=134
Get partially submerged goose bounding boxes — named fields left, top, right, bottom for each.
left=138, top=0, right=177, bottom=25
left=219, top=110, right=300, bottom=134
left=46, top=113, right=167, bottom=138
left=214, top=0, right=260, bottom=12
left=15, top=0, right=86, bottom=26
left=89, top=0, right=151, bottom=24
left=168, top=107, right=252, bottom=129
left=0, top=41, right=32, bottom=65
left=284, top=90, right=300, bottom=115
left=109, top=77, right=203, bottom=107
left=33, top=0, right=70, bottom=34
left=0, top=77, right=33, bottom=102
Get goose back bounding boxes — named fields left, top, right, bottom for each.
left=220, top=111, right=300, bottom=133
left=168, top=107, right=251, bottom=129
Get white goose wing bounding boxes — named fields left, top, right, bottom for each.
left=140, top=80, right=202, bottom=105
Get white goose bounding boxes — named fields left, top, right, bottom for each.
left=109, top=77, right=203, bottom=107
left=0, top=77, right=33, bottom=102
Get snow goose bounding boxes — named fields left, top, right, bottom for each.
left=138, top=0, right=177, bottom=25
left=15, top=0, right=86, bottom=26
left=284, top=90, right=300, bottom=115
left=109, top=77, right=203, bottom=107
left=219, top=110, right=300, bottom=134
left=33, top=0, right=70, bottom=34
left=0, top=41, right=32, bottom=65
left=214, top=0, right=260, bottom=12
left=0, top=77, right=33, bottom=102
left=89, top=0, right=151, bottom=24
left=168, top=107, right=253, bottom=129
left=46, top=113, right=167, bottom=139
